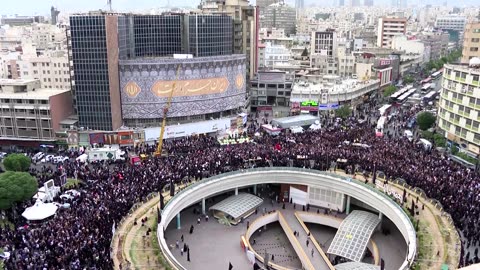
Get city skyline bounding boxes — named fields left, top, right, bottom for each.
left=0, top=0, right=478, bottom=16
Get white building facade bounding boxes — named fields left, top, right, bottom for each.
left=377, top=17, right=407, bottom=48
left=263, top=42, right=291, bottom=68
left=438, top=63, right=480, bottom=157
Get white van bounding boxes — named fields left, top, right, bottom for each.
left=418, top=138, right=432, bottom=151
left=290, top=126, right=304, bottom=134
left=404, top=130, right=413, bottom=141
left=76, top=154, right=88, bottom=163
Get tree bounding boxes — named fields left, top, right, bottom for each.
left=433, top=134, right=446, bottom=147
left=420, top=130, right=434, bottom=141
left=0, top=171, right=38, bottom=210
left=335, top=105, right=352, bottom=119
left=2, top=154, right=31, bottom=172
left=403, top=75, right=414, bottom=84
left=383, top=85, right=397, bottom=97
left=451, top=145, right=459, bottom=155
left=416, top=112, right=436, bottom=130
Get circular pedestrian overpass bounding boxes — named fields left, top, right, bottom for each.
left=157, top=168, right=416, bottom=270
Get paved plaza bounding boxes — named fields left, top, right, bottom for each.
left=163, top=187, right=407, bottom=270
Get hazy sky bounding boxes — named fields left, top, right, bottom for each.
left=1, top=0, right=195, bottom=15
left=0, top=0, right=476, bottom=16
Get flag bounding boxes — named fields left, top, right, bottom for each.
left=275, top=143, right=282, bottom=151
left=160, top=192, right=165, bottom=210
left=228, top=262, right=233, bottom=270
left=157, top=207, right=162, bottom=223
left=170, top=179, right=175, bottom=197
left=372, top=163, right=377, bottom=185
left=112, top=222, right=116, bottom=235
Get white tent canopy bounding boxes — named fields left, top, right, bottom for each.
left=22, top=200, right=58, bottom=221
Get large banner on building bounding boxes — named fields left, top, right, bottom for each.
left=119, top=55, right=246, bottom=120
left=143, top=118, right=231, bottom=142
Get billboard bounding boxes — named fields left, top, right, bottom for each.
left=119, top=55, right=246, bottom=119
left=143, top=118, right=231, bottom=142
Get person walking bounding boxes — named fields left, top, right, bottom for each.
left=311, top=249, right=314, bottom=257
left=306, top=239, right=309, bottom=247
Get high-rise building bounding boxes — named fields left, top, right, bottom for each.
left=438, top=20, right=480, bottom=159
left=69, top=14, right=122, bottom=131
left=0, top=79, right=73, bottom=142
left=438, top=62, right=480, bottom=159
left=256, top=0, right=276, bottom=8
left=377, top=17, right=407, bottom=48
left=435, top=15, right=466, bottom=32
left=338, top=0, right=345, bottom=6
left=418, top=31, right=450, bottom=61
left=295, top=0, right=304, bottom=9
left=350, top=0, right=361, bottom=6
left=199, top=0, right=259, bottom=79
left=461, top=22, right=480, bottom=64
left=364, top=0, right=374, bottom=6
left=310, top=30, right=338, bottom=74
left=311, top=30, right=337, bottom=58
left=51, top=6, right=60, bottom=25
left=0, top=16, right=44, bottom=26
left=391, top=0, right=406, bottom=8
left=69, top=12, right=242, bottom=131
left=260, top=2, right=297, bottom=36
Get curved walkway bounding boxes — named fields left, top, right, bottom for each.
left=334, top=170, right=460, bottom=270
left=112, top=168, right=460, bottom=270
left=156, top=168, right=416, bottom=270
left=112, top=182, right=195, bottom=270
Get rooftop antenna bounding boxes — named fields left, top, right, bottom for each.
left=107, top=0, right=112, bottom=11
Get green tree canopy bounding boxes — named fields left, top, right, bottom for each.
left=335, top=105, right=352, bottom=119
left=420, top=130, right=434, bottom=140
left=2, top=154, right=31, bottom=172
left=433, top=134, right=446, bottom=147
left=403, top=75, right=414, bottom=84
left=0, top=171, right=38, bottom=210
left=416, top=112, right=436, bottom=130
left=383, top=85, right=397, bottom=97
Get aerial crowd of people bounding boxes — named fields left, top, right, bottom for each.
left=0, top=107, right=479, bottom=269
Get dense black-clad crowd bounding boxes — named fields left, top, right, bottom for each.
left=1, top=113, right=479, bottom=269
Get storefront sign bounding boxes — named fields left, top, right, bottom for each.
left=318, top=103, right=339, bottom=110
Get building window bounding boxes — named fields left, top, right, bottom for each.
left=469, top=47, right=479, bottom=52
left=472, top=38, right=480, bottom=43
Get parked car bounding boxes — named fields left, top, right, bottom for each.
left=33, top=152, right=45, bottom=162
left=40, top=155, right=55, bottom=163
left=53, top=156, right=69, bottom=164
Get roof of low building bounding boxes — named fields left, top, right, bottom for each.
left=0, top=88, right=70, bottom=100
left=209, top=193, right=263, bottom=220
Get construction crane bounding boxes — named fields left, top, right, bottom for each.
left=155, top=65, right=181, bottom=157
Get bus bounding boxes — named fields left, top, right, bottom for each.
left=397, top=88, right=417, bottom=103
left=421, top=77, right=432, bottom=84
left=421, top=83, right=432, bottom=93
left=423, top=91, right=438, bottom=104
left=431, top=69, right=443, bottom=79
left=390, top=85, right=414, bottom=101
